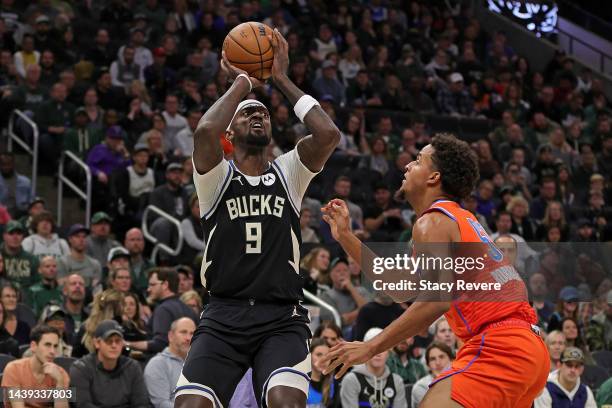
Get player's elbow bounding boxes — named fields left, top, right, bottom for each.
left=315, top=126, right=341, bottom=148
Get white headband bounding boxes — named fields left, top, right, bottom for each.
left=226, top=99, right=267, bottom=131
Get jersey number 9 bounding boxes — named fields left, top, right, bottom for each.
left=245, top=222, right=262, bottom=254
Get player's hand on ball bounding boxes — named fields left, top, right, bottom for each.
left=322, top=199, right=352, bottom=241
left=322, top=340, right=375, bottom=379
left=221, top=51, right=264, bottom=89
left=269, top=28, right=289, bottom=81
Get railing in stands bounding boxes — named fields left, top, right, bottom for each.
left=556, top=0, right=612, bottom=41
left=57, top=150, right=92, bottom=227
left=7, top=109, right=38, bottom=197
left=142, top=205, right=184, bottom=262
left=302, top=289, right=342, bottom=329
left=556, top=25, right=612, bottom=74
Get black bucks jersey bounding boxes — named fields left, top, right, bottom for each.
left=193, top=147, right=318, bottom=302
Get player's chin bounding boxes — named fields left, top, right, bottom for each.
left=245, top=133, right=271, bottom=147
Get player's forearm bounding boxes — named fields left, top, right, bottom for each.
left=368, top=301, right=450, bottom=354
left=274, top=74, right=340, bottom=145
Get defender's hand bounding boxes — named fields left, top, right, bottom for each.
left=269, top=28, right=289, bottom=81
left=220, top=51, right=264, bottom=89
left=322, top=199, right=352, bottom=241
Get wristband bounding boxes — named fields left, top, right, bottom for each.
left=235, top=73, right=252, bottom=93
left=294, top=95, right=320, bottom=123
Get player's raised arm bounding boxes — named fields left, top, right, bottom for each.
left=192, top=54, right=264, bottom=174
left=269, top=29, right=340, bottom=172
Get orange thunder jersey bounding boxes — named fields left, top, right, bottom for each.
left=422, top=200, right=537, bottom=341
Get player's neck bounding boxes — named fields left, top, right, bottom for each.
left=233, top=149, right=269, bottom=176
left=412, top=193, right=452, bottom=217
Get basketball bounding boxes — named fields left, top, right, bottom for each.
left=222, top=22, right=274, bottom=81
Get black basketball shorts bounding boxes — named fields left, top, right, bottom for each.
left=175, top=297, right=312, bottom=408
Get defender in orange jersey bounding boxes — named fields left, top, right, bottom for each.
left=321, top=134, right=549, bottom=408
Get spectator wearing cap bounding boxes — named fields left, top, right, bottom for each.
left=105, top=246, right=131, bottom=283
left=36, top=82, right=76, bottom=171
left=110, top=142, right=155, bottom=233
left=86, top=125, right=130, bottom=199
left=340, top=327, right=407, bottom=408
left=22, top=305, right=73, bottom=358
left=436, top=72, right=475, bottom=117
left=21, top=211, right=69, bottom=260
left=319, top=258, right=371, bottom=330
left=13, top=33, right=40, bottom=79
left=127, top=268, right=197, bottom=353
left=144, top=317, right=196, bottom=408
left=63, top=107, right=103, bottom=159
left=144, top=46, right=177, bottom=104
left=586, top=290, right=612, bottom=352
left=85, top=211, right=120, bottom=267
left=56, top=224, right=102, bottom=288
left=0, top=151, right=32, bottom=218
left=1, top=220, right=39, bottom=289
left=313, top=59, right=346, bottom=107
left=534, top=347, right=596, bottom=408
left=364, top=183, right=408, bottom=242
left=549, top=286, right=580, bottom=332
left=124, top=228, right=154, bottom=296
left=70, top=319, right=150, bottom=408
left=1, top=325, right=70, bottom=407
left=110, top=45, right=144, bottom=89
left=25, top=255, right=62, bottom=318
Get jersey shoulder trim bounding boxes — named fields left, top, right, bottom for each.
left=202, top=166, right=234, bottom=220
left=271, top=161, right=300, bottom=216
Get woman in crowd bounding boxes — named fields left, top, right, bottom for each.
left=108, top=267, right=132, bottom=294
left=1, top=284, right=30, bottom=345
left=314, top=321, right=343, bottom=348
left=122, top=291, right=149, bottom=357
left=548, top=287, right=579, bottom=332
left=307, top=338, right=340, bottom=408
left=536, top=201, right=569, bottom=241
left=412, top=342, right=455, bottom=408
left=300, top=247, right=331, bottom=295
left=180, top=290, right=202, bottom=316
left=72, top=289, right=124, bottom=357
left=507, top=195, right=536, bottom=241
left=0, top=300, right=19, bottom=357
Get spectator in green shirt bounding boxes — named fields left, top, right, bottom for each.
left=0, top=220, right=39, bottom=291
left=597, top=377, right=612, bottom=407
left=63, top=107, right=103, bottom=159
left=26, top=255, right=63, bottom=319
left=386, top=336, right=427, bottom=384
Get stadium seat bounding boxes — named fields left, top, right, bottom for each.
left=0, top=353, right=16, bottom=373
left=428, top=115, right=460, bottom=135
left=582, top=364, right=609, bottom=391
left=18, top=344, right=29, bottom=357
left=592, top=350, right=612, bottom=374
left=16, top=303, right=37, bottom=328
left=458, top=118, right=495, bottom=143
left=54, top=356, right=77, bottom=373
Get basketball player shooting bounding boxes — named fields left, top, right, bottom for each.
left=320, top=135, right=550, bottom=407
left=174, top=29, right=340, bottom=408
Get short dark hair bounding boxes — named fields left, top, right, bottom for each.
left=30, top=324, right=60, bottom=344
left=496, top=210, right=511, bottom=221
left=430, top=134, right=479, bottom=200
left=149, top=267, right=179, bottom=293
